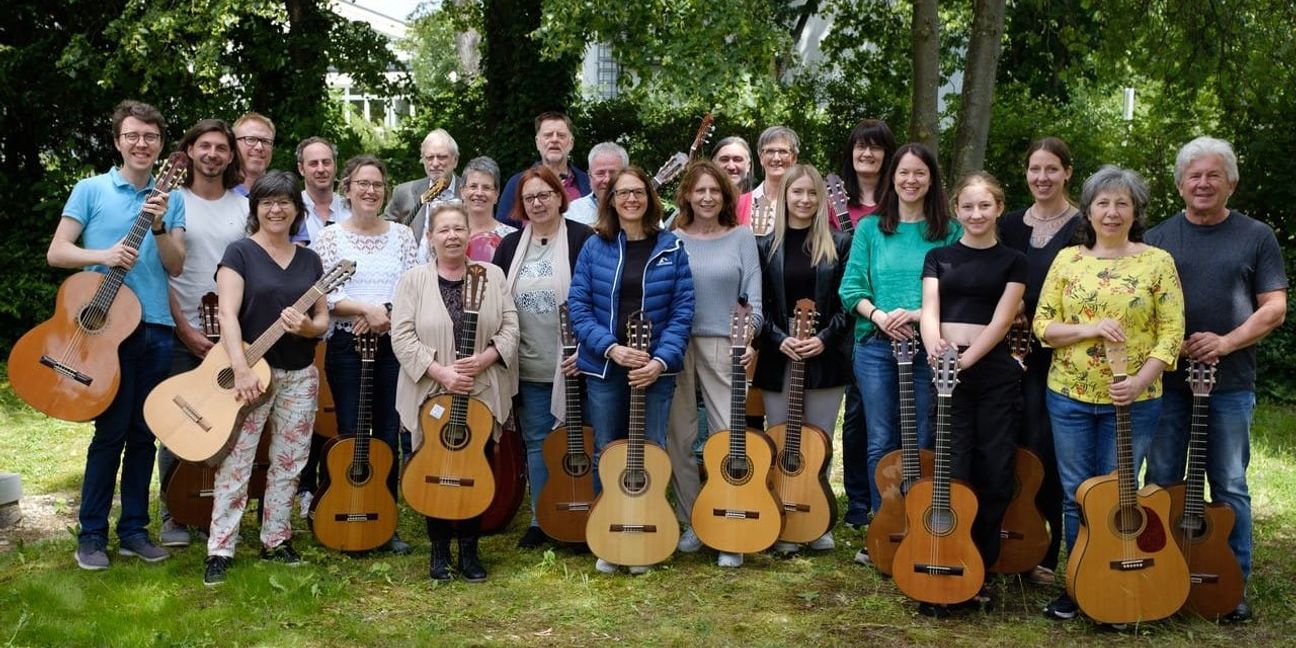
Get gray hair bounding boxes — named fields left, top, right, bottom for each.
left=757, top=125, right=801, bottom=155
left=1174, top=136, right=1238, bottom=185
left=587, top=141, right=629, bottom=168
left=421, top=128, right=460, bottom=158
left=295, top=136, right=337, bottom=164
left=1080, top=164, right=1150, bottom=221
left=462, top=156, right=500, bottom=188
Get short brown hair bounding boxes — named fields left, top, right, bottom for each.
left=111, top=100, right=165, bottom=139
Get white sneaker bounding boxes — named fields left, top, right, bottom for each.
left=297, top=491, right=313, bottom=519
left=808, top=531, right=835, bottom=551
left=772, top=540, right=800, bottom=555
left=677, top=527, right=703, bottom=553
left=854, top=547, right=872, bottom=565
left=628, top=565, right=650, bottom=575
left=594, top=558, right=618, bottom=574
left=717, top=552, right=743, bottom=568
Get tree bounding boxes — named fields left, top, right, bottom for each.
left=908, top=0, right=940, bottom=150
left=950, top=0, right=1007, bottom=177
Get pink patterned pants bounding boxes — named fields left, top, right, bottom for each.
left=207, top=365, right=318, bottom=557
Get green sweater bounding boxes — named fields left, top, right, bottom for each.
left=839, top=217, right=962, bottom=340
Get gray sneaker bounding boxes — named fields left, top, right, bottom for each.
left=159, top=520, right=191, bottom=548
left=808, top=531, right=835, bottom=551
left=118, top=536, right=170, bottom=563
left=677, top=527, right=703, bottom=553
left=75, top=541, right=110, bottom=571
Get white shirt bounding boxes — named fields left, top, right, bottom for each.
left=169, top=188, right=248, bottom=330
left=293, top=191, right=351, bottom=244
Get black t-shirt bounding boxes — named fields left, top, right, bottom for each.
left=922, top=241, right=1028, bottom=325
left=783, top=226, right=816, bottom=307
left=219, top=238, right=324, bottom=370
left=616, top=233, right=658, bottom=343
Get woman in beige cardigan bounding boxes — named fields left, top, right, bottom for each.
left=391, top=202, right=518, bottom=582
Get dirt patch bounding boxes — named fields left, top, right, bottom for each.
left=0, top=493, right=78, bottom=553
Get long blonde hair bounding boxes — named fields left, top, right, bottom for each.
left=769, top=164, right=838, bottom=267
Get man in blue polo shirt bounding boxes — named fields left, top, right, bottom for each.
left=47, top=99, right=187, bottom=570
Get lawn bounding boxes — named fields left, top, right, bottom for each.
left=1, top=373, right=1295, bottom=647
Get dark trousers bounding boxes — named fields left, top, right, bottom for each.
left=321, top=330, right=403, bottom=499
left=427, top=516, right=481, bottom=540
left=946, top=345, right=1021, bottom=569
left=1019, top=345, right=1063, bottom=570
left=841, top=352, right=871, bottom=525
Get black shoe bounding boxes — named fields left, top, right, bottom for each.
left=918, top=602, right=953, bottom=618
left=1044, top=593, right=1079, bottom=620
left=458, top=537, right=487, bottom=583
left=1223, top=598, right=1254, bottom=623
left=429, top=540, right=452, bottom=582
left=971, top=587, right=992, bottom=609
left=516, top=525, right=549, bottom=549
left=260, top=541, right=303, bottom=565
left=204, top=556, right=232, bottom=586
left=385, top=533, right=412, bottom=556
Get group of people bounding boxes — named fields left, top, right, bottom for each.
left=52, top=100, right=1286, bottom=625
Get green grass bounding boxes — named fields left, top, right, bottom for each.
left=3, top=375, right=1296, bottom=646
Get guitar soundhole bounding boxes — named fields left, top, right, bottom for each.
left=925, top=507, right=956, bottom=536
left=347, top=462, right=372, bottom=485
left=216, top=367, right=235, bottom=390
left=722, top=455, right=753, bottom=485
left=1111, top=505, right=1146, bottom=537
left=1178, top=514, right=1207, bottom=542
left=440, top=424, right=470, bottom=451
left=78, top=305, right=109, bottom=332
left=620, top=468, right=649, bottom=496
left=779, top=451, right=804, bottom=476
left=563, top=452, right=591, bottom=477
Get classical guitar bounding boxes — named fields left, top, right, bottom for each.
left=401, top=264, right=497, bottom=520
left=1007, top=322, right=1031, bottom=370
left=824, top=173, right=854, bottom=234
left=767, top=298, right=837, bottom=543
left=1164, top=361, right=1245, bottom=619
left=989, top=447, right=1049, bottom=574
left=651, top=112, right=715, bottom=190
left=1066, top=341, right=1189, bottom=624
left=536, top=303, right=597, bottom=542
left=8, top=152, right=189, bottom=422
left=893, top=346, right=985, bottom=605
left=693, top=301, right=783, bottom=554
left=866, top=328, right=935, bottom=575
left=585, top=312, right=680, bottom=567
left=478, top=421, right=528, bottom=535
left=750, top=195, right=775, bottom=237
left=310, top=332, right=398, bottom=552
left=145, top=260, right=357, bottom=463
left=313, top=344, right=339, bottom=438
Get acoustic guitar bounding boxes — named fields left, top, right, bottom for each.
left=1164, top=360, right=1245, bottom=619
left=401, top=264, right=497, bottom=520
left=8, top=152, right=188, bottom=422
left=893, top=346, right=985, bottom=605
left=313, top=344, right=338, bottom=438
left=750, top=195, right=775, bottom=237
left=692, top=301, right=782, bottom=554
left=310, top=332, right=398, bottom=551
left=989, top=323, right=1050, bottom=574
left=1066, top=341, right=1189, bottom=624
left=585, top=312, right=680, bottom=567
left=144, top=260, right=357, bottom=463
left=767, top=298, right=837, bottom=543
left=536, top=303, right=596, bottom=542
left=824, top=174, right=854, bottom=234
left=866, top=329, right=935, bottom=575
left=651, top=112, right=715, bottom=190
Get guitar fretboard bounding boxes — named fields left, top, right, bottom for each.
left=353, top=334, right=376, bottom=466
left=1183, top=392, right=1210, bottom=521
left=447, top=310, right=481, bottom=430
left=1114, top=376, right=1138, bottom=517
left=563, top=343, right=584, bottom=454
left=933, top=391, right=953, bottom=515
left=897, top=354, right=920, bottom=486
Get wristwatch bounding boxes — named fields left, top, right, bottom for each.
left=151, top=216, right=166, bottom=235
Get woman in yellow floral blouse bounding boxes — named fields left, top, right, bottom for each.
left=1031, top=164, right=1184, bottom=620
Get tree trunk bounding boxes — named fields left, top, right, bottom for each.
left=952, top=0, right=1007, bottom=177
left=909, top=0, right=940, bottom=153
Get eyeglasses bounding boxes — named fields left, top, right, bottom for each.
left=353, top=180, right=386, bottom=191
left=760, top=147, right=794, bottom=159
left=259, top=198, right=295, bottom=211
left=613, top=188, right=647, bottom=199
left=522, top=190, right=556, bottom=204
left=120, top=132, right=161, bottom=145
left=236, top=135, right=274, bottom=149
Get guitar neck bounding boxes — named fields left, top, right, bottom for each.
left=563, top=345, right=584, bottom=453
left=897, top=360, right=921, bottom=481
left=96, top=184, right=169, bottom=306
left=1184, top=392, right=1210, bottom=519
left=627, top=386, right=647, bottom=473
left=1114, top=389, right=1138, bottom=515
left=784, top=356, right=807, bottom=455
left=242, top=284, right=326, bottom=366
left=448, top=310, right=482, bottom=429
left=933, top=391, right=953, bottom=514
left=354, top=340, right=375, bottom=465
left=728, top=345, right=747, bottom=457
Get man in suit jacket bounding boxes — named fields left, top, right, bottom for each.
left=385, top=128, right=461, bottom=236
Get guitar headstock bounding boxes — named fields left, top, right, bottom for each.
left=1103, top=340, right=1129, bottom=381
left=319, top=259, right=357, bottom=295
left=652, top=152, right=689, bottom=190
left=463, top=264, right=488, bottom=313
left=824, top=174, right=852, bottom=233
left=419, top=175, right=451, bottom=205
left=1187, top=360, right=1216, bottom=397
left=729, top=300, right=754, bottom=348
left=156, top=152, right=190, bottom=192
left=751, top=195, right=774, bottom=237
left=626, top=310, right=652, bottom=354
left=1008, top=324, right=1032, bottom=366
left=199, top=292, right=220, bottom=341
left=890, top=327, right=916, bottom=365
left=559, top=302, right=576, bottom=349
left=687, top=112, right=715, bottom=159
left=791, top=298, right=818, bottom=341
left=355, top=331, right=378, bottom=362
left=933, top=346, right=960, bottom=396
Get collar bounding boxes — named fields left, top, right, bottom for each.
left=109, top=166, right=156, bottom=192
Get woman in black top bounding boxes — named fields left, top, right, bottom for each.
left=205, top=171, right=329, bottom=586
left=997, top=137, right=1081, bottom=584
left=919, top=172, right=1027, bottom=608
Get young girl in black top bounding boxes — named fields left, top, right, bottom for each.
left=919, top=172, right=1027, bottom=604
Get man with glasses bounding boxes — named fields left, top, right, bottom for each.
left=292, top=136, right=350, bottom=246
left=46, top=100, right=187, bottom=570
left=387, top=129, right=462, bottom=239
left=566, top=142, right=628, bottom=226
left=232, top=112, right=276, bottom=197
left=497, top=111, right=592, bottom=228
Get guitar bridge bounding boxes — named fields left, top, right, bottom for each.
left=1189, top=572, right=1219, bottom=584
left=333, top=513, right=380, bottom=522
left=782, top=502, right=811, bottom=513
left=608, top=524, right=657, bottom=533
left=1108, top=558, right=1154, bottom=571
left=557, top=502, right=591, bottom=512
left=424, top=476, right=476, bottom=487
left=712, top=508, right=761, bottom=520
left=171, top=396, right=214, bottom=431
left=39, top=355, right=92, bottom=386
left=912, top=563, right=965, bottom=576
left=999, top=529, right=1025, bottom=540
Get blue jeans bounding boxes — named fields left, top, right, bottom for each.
left=1047, top=390, right=1162, bottom=553
left=515, top=380, right=558, bottom=526
left=1147, top=387, right=1255, bottom=581
left=854, top=335, right=933, bottom=513
left=585, top=365, right=676, bottom=493
left=324, top=330, right=402, bottom=498
left=79, top=323, right=173, bottom=546
left=841, top=341, right=870, bottom=524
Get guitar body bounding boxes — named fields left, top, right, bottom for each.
left=536, top=423, right=597, bottom=542
left=165, top=430, right=273, bottom=528
left=585, top=440, right=679, bottom=566
left=767, top=422, right=836, bottom=543
left=891, top=477, right=985, bottom=604
left=313, top=344, right=338, bottom=438
left=7, top=272, right=141, bottom=422
left=479, top=419, right=527, bottom=534
left=401, top=393, right=496, bottom=520
left=691, top=430, right=783, bottom=554
left=1164, top=483, right=1245, bottom=619
left=144, top=342, right=272, bottom=463
left=311, top=435, right=398, bottom=551
left=866, top=448, right=935, bottom=575
left=1066, top=475, right=1190, bottom=624
left=990, top=447, right=1050, bottom=574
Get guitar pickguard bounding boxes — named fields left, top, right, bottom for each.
left=1138, top=506, right=1168, bottom=553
